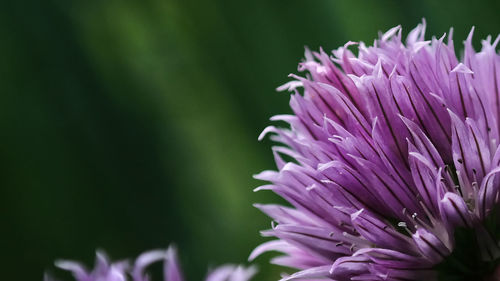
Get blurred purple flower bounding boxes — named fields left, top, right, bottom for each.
left=46, top=246, right=256, bottom=281
left=252, top=21, right=500, bottom=280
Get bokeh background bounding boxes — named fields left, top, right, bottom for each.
left=1, top=0, right=500, bottom=280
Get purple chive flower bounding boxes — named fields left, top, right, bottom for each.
left=46, top=246, right=256, bottom=281
left=252, top=21, right=500, bottom=280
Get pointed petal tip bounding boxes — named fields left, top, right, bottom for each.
left=451, top=63, right=474, bottom=74
left=350, top=208, right=365, bottom=220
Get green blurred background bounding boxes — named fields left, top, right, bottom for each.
left=1, top=0, right=499, bottom=280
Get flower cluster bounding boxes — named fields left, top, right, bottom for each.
left=46, top=246, right=256, bottom=281
left=251, top=22, right=500, bottom=280
left=46, top=22, right=500, bottom=281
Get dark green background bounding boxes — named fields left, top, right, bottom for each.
left=1, top=1, right=499, bottom=280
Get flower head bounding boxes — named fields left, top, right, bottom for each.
left=46, top=246, right=256, bottom=281
left=253, top=21, right=500, bottom=280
